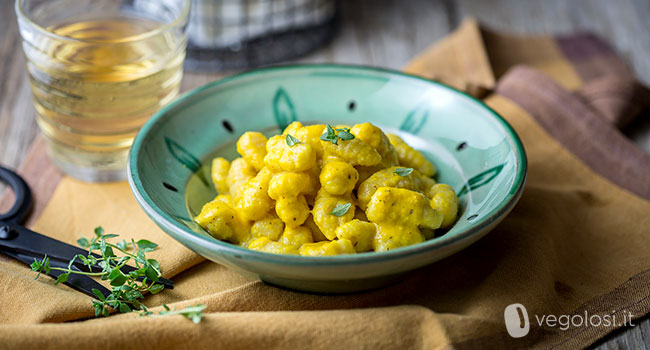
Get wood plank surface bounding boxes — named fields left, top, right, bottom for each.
left=1, top=0, right=649, bottom=348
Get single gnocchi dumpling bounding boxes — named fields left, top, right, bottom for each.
left=226, top=158, right=257, bottom=197
left=299, top=124, right=328, bottom=157
left=235, top=167, right=274, bottom=221
left=357, top=166, right=418, bottom=210
left=248, top=237, right=298, bottom=255
left=429, top=184, right=459, bottom=228
left=366, top=187, right=442, bottom=230
left=265, top=135, right=317, bottom=172
left=275, top=195, right=310, bottom=227
left=283, top=122, right=326, bottom=158
left=312, top=189, right=355, bottom=240
left=298, top=239, right=356, bottom=256
left=194, top=199, right=250, bottom=244
left=267, top=171, right=313, bottom=227
left=251, top=215, right=285, bottom=241
left=319, top=161, right=359, bottom=195
left=268, top=171, right=315, bottom=199
left=373, top=223, right=425, bottom=252
left=321, top=135, right=381, bottom=167
left=211, top=157, right=230, bottom=195
left=387, top=133, right=436, bottom=177
left=350, top=123, right=399, bottom=168
left=279, top=226, right=314, bottom=249
left=335, top=219, right=376, bottom=252
left=282, top=121, right=303, bottom=137
left=236, top=131, right=268, bottom=171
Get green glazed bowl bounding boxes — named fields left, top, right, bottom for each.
left=128, top=64, right=527, bottom=293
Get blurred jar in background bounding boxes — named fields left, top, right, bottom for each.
left=185, top=0, right=338, bottom=71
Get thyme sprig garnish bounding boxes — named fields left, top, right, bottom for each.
left=286, top=134, right=301, bottom=147
left=330, top=203, right=352, bottom=217
left=393, top=167, right=414, bottom=176
left=30, top=226, right=205, bottom=322
left=320, top=125, right=355, bottom=145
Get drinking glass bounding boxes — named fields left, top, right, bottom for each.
left=15, top=0, right=190, bottom=182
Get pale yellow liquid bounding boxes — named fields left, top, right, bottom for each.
left=26, top=17, right=185, bottom=180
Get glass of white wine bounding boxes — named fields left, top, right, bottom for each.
left=15, top=0, right=190, bottom=182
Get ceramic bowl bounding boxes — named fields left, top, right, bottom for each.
left=128, top=64, right=527, bottom=293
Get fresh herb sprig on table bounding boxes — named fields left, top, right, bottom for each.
left=30, top=226, right=205, bottom=322
left=141, top=303, right=207, bottom=324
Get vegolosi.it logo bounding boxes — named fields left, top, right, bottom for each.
left=504, top=303, right=530, bottom=338
left=504, top=303, right=635, bottom=338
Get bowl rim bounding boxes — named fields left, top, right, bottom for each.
left=128, top=63, right=527, bottom=266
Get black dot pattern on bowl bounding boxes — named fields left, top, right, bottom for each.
left=456, top=142, right=468, bottom=151
left=467, top=214, right=478, bottom=221
left=348, top=100, right=356, bottom=111
left=163, top=182, right=178, bottom=192
left=222, top=120, right=234, bottom=133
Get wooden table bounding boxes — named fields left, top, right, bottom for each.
left=1, top=0, right=648, bottom=348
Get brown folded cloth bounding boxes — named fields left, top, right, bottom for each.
left=2, top=18, right=650, bottom=349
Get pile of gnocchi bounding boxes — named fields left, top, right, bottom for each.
left=195, top=122, right=459, bottom=256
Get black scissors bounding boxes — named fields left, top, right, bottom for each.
left=0, top=166, right=173, bottom=300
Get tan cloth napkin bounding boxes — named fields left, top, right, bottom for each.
left=2, top=18, right=650, bottom=349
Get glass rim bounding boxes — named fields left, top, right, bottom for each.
left=14, top=0, right=191, bottom=44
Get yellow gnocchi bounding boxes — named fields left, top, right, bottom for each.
left=351, top=123, right=399, bottom=168
left=321, top=137, right=381, bottom=166
left=366, top=187, right=442, bottom=229
left=195, top=199, right=250, bottom=245
left=387, top=133, right=436, bottom=177
left=298, top=239, right=356, bottom=256
left=275, top=195, right=310, bottom=227
left=236, top=132, right=268, bottom=171
left=268, top=171, right=315, bottom=199
left=319, top=161, right=358, bottom=195
left=211, top=157, right=230, bottom=195
left=248, top=237, right=298, bottom=255
left=357, top=166, right=418, bottom=210
left=235, top=167, right=274, bottom=221
left=251, top=215, right=285, bottom=241
left=335, top=220, right=375, bottom=252
left=283, top=122, right=326, bottom=158
left=429, top=184, right=459, bottom=228
left=279, top=226, right=314, bottom=249
left=312, top=189, right=356, bottom=240
left=264, top=135, right=316, bottom=172
left=195, top=122, right=459, bottom=256
left=226, top=158, right=257, bottom=196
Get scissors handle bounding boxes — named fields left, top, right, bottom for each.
left=0, top=166, right=32, bottom=224
left=0, top=166, right=174, bottom=295
left=0, top=224, right=174, bottom=289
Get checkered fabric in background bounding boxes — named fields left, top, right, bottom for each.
left=183, top=0, right=338, bottom=71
